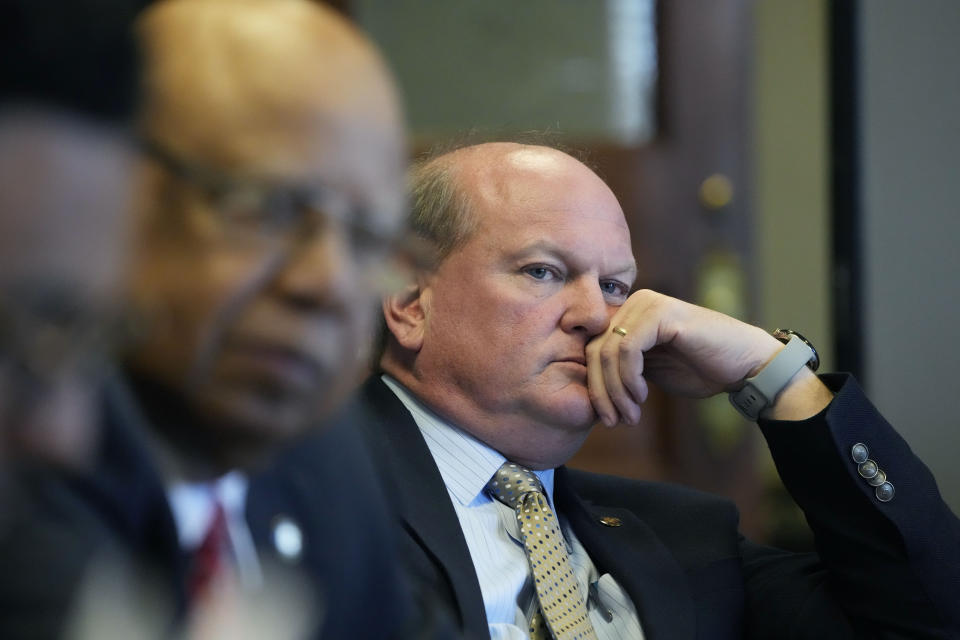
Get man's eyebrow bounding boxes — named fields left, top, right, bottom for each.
left=611, top=259, right=639, bottom=280
left=619, top=264, right=639, bottom=289
left=504, top=240, right=572, bottom=263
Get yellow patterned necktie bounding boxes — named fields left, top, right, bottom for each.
left=486, top=462, right=599, bottom=640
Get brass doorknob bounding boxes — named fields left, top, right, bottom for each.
left=699, top=173, right=734, bottom=210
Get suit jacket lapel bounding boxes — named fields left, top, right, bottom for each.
left=68, top=375, right=188, bottom=613
left=555, top=467, right=695, bottom=640
left=358, top=377, right=489, bottom=638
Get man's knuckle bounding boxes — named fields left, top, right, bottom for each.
left=599, top=349, right=615, bottom=366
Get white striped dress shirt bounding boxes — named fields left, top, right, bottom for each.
left=382, top=376, right=645, bottom=640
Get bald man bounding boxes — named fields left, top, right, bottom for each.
left=359, top=142, right=960, bottom=639
left=130, top=0, right=406, bottom=466
left=0, top=1, right=435, bottom=638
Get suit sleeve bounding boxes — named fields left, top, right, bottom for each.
left=743, top=373, right=960, bottom=639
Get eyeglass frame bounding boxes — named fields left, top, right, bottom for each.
left=138, top=137, right=432, bottom=271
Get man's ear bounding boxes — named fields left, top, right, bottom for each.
left=382, top=281, right=429, bottom=352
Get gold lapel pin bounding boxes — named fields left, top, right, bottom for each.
left=599, top=516, right=622, bottom=527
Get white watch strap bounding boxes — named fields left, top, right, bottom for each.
left=729, top=335, right=815, bottom=420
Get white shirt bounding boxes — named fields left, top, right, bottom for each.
left=382, top=376, right=645, bottom=640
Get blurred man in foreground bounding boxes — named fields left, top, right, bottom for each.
left=0, top=0, right=143, bottom=472
left=359, top=142, right=960, bottom=639
left=130, top=0, right=406, bottom=467
left=0, top=0, right=147, bottom=635
left=1, top=0, right=431, bottom=637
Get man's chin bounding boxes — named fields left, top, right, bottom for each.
left=197, top=389, right=316, bottom=456
left=534, top=387, right=596, bottom=432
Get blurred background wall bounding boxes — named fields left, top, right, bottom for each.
left=753, top=0, right=830, bottom=545
left=859, top=0, right=960, bottom=514
left=344, top=0, right=960, bottom=541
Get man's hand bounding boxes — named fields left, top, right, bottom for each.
left=585, top=290, right=833, bottom=426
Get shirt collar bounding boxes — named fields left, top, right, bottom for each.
left=167, top=470, right=248, bottom=549
left=381, top=374, right=555, bottom=508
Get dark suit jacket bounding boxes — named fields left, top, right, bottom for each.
left=0, top=375, right=417, bottom=639
left=357, top=374, right=960, bottom=640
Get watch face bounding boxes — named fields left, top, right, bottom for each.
left=772, top=328, right=820, bottom=372
left=771, top=328, right=791, bottom=344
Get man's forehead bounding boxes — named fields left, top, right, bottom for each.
left=454, top=144, right=629, bottom=230
left=459, top=145, right=608, bottom=205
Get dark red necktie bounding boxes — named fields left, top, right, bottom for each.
left=188, top=501, right=229, bottom=602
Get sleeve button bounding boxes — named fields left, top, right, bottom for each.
left=875, top=482, right=895, bottom=502
left=851, top=443, right=869, bottom=464
left=858, top=459, right=879, bottom=479
left=866, top=469, right=887, bottom=487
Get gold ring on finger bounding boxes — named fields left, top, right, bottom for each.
left=612, top=326, right=628, bottom=337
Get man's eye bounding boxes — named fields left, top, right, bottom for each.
left=259, top=192, right=304, bottom=230
left=601, top=280, right=629, bottom=298
left=216, top=188, right=301, bottom=232
left=524, top=266, right=558, bottom=281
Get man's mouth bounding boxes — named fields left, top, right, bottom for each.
left=219, top=338, right=325, bottom=392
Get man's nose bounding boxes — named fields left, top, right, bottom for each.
left=560, top=277, right=612, bottom=337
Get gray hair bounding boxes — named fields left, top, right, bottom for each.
left=406, top=153, right=478, bottom=265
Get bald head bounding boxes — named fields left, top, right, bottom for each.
left=450, top=143, right=611, bottom=210
left=409, top=143, right=624, bottom=264
left=138, top=0, right=403, bottom=178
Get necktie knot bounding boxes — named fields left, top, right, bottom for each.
left=486, top=462, right=544, bottom=510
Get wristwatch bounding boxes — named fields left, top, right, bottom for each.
left=729, top=329, right=819, bottom=421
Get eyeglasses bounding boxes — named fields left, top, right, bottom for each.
left=140, top=139, right=436, bottom=284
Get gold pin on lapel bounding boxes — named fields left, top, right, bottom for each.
left=599, top=516, right=622, bottom=527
